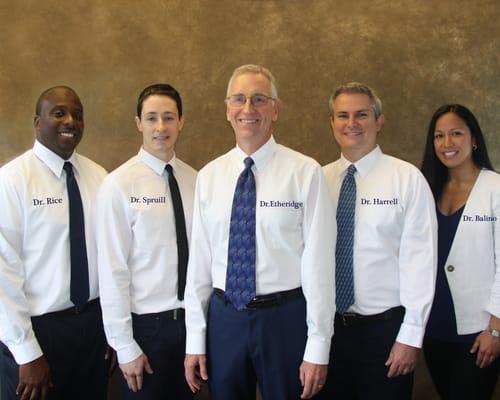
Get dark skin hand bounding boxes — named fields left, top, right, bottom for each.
left=17, top=356, right=52, bottom=400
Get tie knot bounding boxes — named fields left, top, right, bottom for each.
left=165, top=164, right=173, bottom=174
left=347, top=164, right=356, bottom=176
left=244, top=157, right=254, bottom=170
left=63, top=162, right=73, bottom=175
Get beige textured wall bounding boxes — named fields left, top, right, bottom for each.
left=0, top=0, right=499, bottom=172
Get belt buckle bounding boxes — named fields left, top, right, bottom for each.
left=173, top=309, right=178, bottom=320
left=340, top=312, right=357, bottom=326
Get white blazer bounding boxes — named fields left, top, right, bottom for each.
left=444, top=169, right=500, bottom=334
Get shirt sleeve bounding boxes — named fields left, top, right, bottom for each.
left=396, top=171, right=437, bottom=348
left=0, top=172, right=43, bottom=364
left=96, top=179, right=142, bottom=364
left=486, top=183, right=500, bottom=318
left=300, top=166, right=336, bottom=364
left=184, top=174, right=214, bottom=355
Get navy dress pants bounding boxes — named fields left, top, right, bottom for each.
left=206, top=292, right=308, bottom=400
left=0, top=300, right=109, bottom=400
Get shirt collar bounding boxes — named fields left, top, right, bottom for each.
left=33, top=139, right=80, bottom=179
left=339, top=145, right=383, bottom=178
left=233, top=135, right=277, bottom=171
left=138, top=147, right=177, bottom=176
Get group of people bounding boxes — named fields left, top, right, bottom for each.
left=0, top=64, right=498, bottom=400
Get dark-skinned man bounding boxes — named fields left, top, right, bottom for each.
left=0, top=86, right=109, bottom=400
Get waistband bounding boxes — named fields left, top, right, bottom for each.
left=32, top=298, right=101, bottom=319
left=335, top=306, right=405, bottom=327
left=213, top=287, right=303, bottom=309
left=132, top=308, right=185, bottom=321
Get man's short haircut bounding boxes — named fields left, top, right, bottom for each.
left=35, top=86, right=79, bottom=115
left=329, top=82, right=382, bottom=118
left=226, top=64, right=278, bottom=99
left=136, top=83, right=183, bottom=118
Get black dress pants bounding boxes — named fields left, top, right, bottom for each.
left=122, top=310, right=192, bottom=400
left=0, top=299, right=109, bottom=400
left=315, top=309, right=413, bottom=400
left=423, top=336, right=500, bottom=400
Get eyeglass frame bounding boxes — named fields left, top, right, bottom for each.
left=225, top=93, right=277, bottom=108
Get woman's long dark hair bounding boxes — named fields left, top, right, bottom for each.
left=420, top=104, right=493, bottom=200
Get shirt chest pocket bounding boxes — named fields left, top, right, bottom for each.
left=131, top=197, right=176, bottom=250
left=257, top=204, right=303, bottom=249
left=28, top=194, right=67, bottom=227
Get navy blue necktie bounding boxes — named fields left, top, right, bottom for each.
left=225, top=157, right=256, bottom=310
left=336, top=164, right=357, bottom=313
left=63, top=162, right=89, bottom=307
left=165, top=164, right=189, bottom=301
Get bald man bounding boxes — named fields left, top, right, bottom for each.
left=0, top=87, right=110, bottom=400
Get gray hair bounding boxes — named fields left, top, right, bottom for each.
left=329, top=82, right=382, bottom=118
left=226, top=64, right=278, bottom=99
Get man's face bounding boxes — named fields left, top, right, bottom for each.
left=226, top=72, right=280, bottom=152
left=34, top=88, right=84, bottom=160
left=135, top=95, right=184, bottom=162
left=331, top=93, right=384, bottom=162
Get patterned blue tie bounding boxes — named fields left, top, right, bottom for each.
left=336, top=164, right=356, bottom=313
left=225, top=157, right=256, bottom=310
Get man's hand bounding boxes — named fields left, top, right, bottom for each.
left=184, top=354, right=208, bottom=393
left=385, top=342, right=418, bottom=378
left=119, top=353, right=153, bottom=392
left=299, top=360, right=327, bottom=399
left=17, top=355, right=52, bottom=400
left=470, top=331, right=500, bottom=368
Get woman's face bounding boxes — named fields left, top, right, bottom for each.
left=433, top=112, right=476, bottom=170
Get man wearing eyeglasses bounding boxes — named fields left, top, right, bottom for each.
left=184, top=64, right=335, bottom=400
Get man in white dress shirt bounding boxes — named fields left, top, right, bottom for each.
left=0, top=86, right=109, bottom=400
left=97, top=84, right=196, bottom=399
left=184, top=64, right=335, bottom=400
left=318, top=82, right=437, bottom=399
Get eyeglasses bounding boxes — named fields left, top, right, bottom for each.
left=226, top=94, right=276, bottom=108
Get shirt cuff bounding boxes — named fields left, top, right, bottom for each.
left=186, top=331, right=206, bottom=355
left=303, top=336, right=331, bottom=365
left=9, top=338, right=43, bottom=365
left=486, top=302, right=500, bottom=320
left=396, top=322, right=425, bottom=348
left=116, top=340, right=143, bottom=364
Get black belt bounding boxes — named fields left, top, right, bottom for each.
left=335, top=306, right=405, bottom=327
left=132, top=308, right=184, bottom=321
left=34, top=298, right=100, bottom=319
left=213, top=287, right=303, bottom=309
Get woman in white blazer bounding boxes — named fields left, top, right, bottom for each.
left=421, top=104, right=500, bottom=399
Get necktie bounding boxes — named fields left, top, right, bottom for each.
left=165, top=164, right=189, bottom=301
left=63, top=162, right=89, bottom=307
left=225, top=157, right=256, bottom=310
left=335, top=164, right=357, bottom=313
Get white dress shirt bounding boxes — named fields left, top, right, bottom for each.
left=323, top=146, right=437, bottom=348
left=96, top=148, right=196, bottom=364
left=0, top=140, right=106, bottom=364
left=185, top=136, right=335, bottom=364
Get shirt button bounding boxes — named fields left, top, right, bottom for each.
left=447, top=265, right=455, bottom=272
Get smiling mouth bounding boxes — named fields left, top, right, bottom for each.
left=238, top=118, right=259, bottom=124
left=154, top=135, right=170, bottom=140
left=344, top=131, right=362, bottom=136
left=443, top=151, right=458, bottom=158
left=59, top=131, right=77, bottom=138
